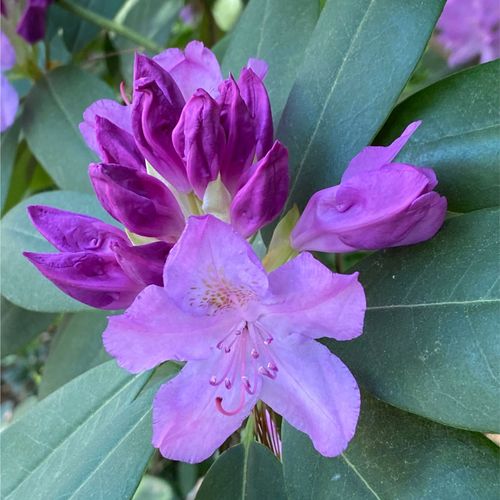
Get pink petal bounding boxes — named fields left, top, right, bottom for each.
left=246, top=58, right=268, bottom=80
left=164, top=215, right=268, bottom=315
left=342, top=121, right=421, bottom=181
left=0, top=74, right=18, bottom=132
left=153, top=41, right=223, bottom=100
left=1, top=32, right=16, bottom=71
left=103, top=285, right=238, bottom=372
left=262, top=253, right=365, bottom=340
left=230, top=140, right=288, bottom=238
left=152, top=353, right=259, bottom=463
left=260, top=335, right=360, bottom=457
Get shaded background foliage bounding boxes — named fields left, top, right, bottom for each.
left=1, top=0, right=499, bottom=499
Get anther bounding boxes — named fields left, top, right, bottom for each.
left=251, top=349, right=259, bottom=359
left=224, top=378, right=232, bottom=389
left=264, top=336, right=273, bottom=345
left=241, top=376, right=255, bottom=395
left=258, top=366, right=277, bottom=379
left=209, top=375, right=217, bottom=386
left=267, top=362, right=278, bottom=372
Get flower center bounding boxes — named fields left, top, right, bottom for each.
left=209, top=321, right=278, bottom=416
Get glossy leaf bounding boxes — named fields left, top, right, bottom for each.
left=38, top=311, right=111, bottom=398
left=327, top=208, right=500, bottom=432
left=282, top=391, right=499, bottom=499
left=0, top=119, right=21, bottom=212
left=196, top=441, right=286, bottom=500
left=22, top=65, right=114, bottom=193
left=1, top=296, right=56, bottom=357
left=114, top=0, right=183, bottom=81
left=376, top=60, right=500, bottom=213
left=1, top=191, right=117, bottom=313
left=222, top=0, right=320, bottom=122
left=1, top=361, right=176, bottom=500
left=279, top=0, right=445, bottom=210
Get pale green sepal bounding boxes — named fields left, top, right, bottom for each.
left=125, top=228, right=158, bottom=246
left=202, top=175, right=232, bottom=222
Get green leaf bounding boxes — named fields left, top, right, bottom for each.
left=1, top=296, right=56, bottom=357
left=222, top=0, right=320, bottom=122
left=327, top=208, right=500, bottom=432
left=22, top=65, right=114, bottom=193
left=114, top=0, right=182, bottom=81
left=1, top=190, right=117, bottom=313
left=38, top=311, right=111, bottom=398
left=279, top=0, right=445, bottom=210
left=47, top=0, right=123, bottom=53
left=0, top=119, right=21, bottom=213
left=133, top=475, right=176, bottom=500
left=0, top=360, right=176, bottom=500
left=282, top=391, right=500, bottom=499
left=376, top=60, right=500, bottom=213
left=196, top=441, right=286, bottom=500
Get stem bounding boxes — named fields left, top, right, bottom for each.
left=57, top=0, right=163, bottom=53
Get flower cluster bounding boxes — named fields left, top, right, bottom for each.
left=25, top=41, right=447, bottom=463
left=25, top=41, right=288, bottom=309
left=436, top=0, right=500, bottom=67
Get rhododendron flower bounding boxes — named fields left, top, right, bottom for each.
left=103, top=215, right=365, bottom=463
left=16, top=0, right=52, bottom=43
left=80, top=41, right=287, bottom=240
left=25, top=42, right=287, bottom=310
left=291, top=121, right=447, bottom=253
left=24, top=206, right=171, bottom=309
left=436, top=0, right=500, bottom=67
left=0, top=31, right=18, bottom=132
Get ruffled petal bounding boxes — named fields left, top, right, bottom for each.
left=342, top=121, right=421, bottom=181
left=27, top=205, right=127, bottom=252
left=103, top=285, right=239, bottom=372
left=89, top=163, right=185, bottom=242
left=152, top=352, right=259, bottom=463
left=23, top=251, right=141, bottom=309
left=79, top=99, right=132, bottom=155
left=230, top=141, right=288, bottom=238
left=164, top=215, right=268, bottom=315
left=153, top=40, right=223, bottom=100
left=260, top=335, right=360, bottom=457
left=261, top=253, right=365, bottom=340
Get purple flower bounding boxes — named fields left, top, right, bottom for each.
left=291, top=121, right=447, bottom=253
left=16, top=0, right=52, bottom=44
left=103, top=215, right=365, bottom=463
left=1, top=31, right=19, bottom=132
left=436, top=0, right=500, bottom=67
left=23, top=206, right=171, bottom=309
left=80, top=41, right=288, bottom=240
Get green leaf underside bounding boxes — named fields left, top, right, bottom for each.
left=327, top=208, right=500, bottom=432
left=1, top=296, right=56, bottom=357
left=282, top=391, right=500, bottom=500
left=377, top=60, right=500, bottom=213
left=38, top=311, right=111, bottom=398
left=278, top=0, right=445, bottom=211
left=22, top=65, right=114, bottom=193
left=1, top=361, right=177, bottom=500
left=1, top=191, right=117, bottom=313
left=196, top=441, right=286, bottom=500
left=222, top=0, right=320, bottom=124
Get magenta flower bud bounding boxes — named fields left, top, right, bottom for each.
left=16, top=0, right=52, bottom=44
left=237, top=68, right=273, bottom=161
left=132, top=54, right=189, bottom=192
left=89, top=163, right=185, bottom=243
left=94, top=116, right=144, bottom=171
left=79, top=99, right=132, bottom=157
left=217, top=77, right=257, bottom=194
left=23, top=206, right=170, bottom=309
left=172, top=89, right=225, bottom=199
left=230, top=141, right=289, bottom=238
left=291, top=122, right=447, bottom=253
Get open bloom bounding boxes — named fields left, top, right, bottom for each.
left=0, top=31, right=18, bottom=132
left=291, top=121, right=447, bottom=253
left=103, top=215, right=365, bottom=463
left=16, top=0, right=52, bottom=43
left=25, top=42, right=287, bottom=310
left=23, top=206, right=171, bottom=309
left=80, top=41, right=288, bottom=240
left=436, top=0, right=500, bottom=67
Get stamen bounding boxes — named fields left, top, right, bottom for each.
left=209, top=375, right=217, bottom=386
left=251, top=348, right=259, bottom=359
left=241, top=376, right=256, bottom=395
left=215, top=394, right=246, bottom=416
left=258, top=366, right=277, bottom=379
left=267, top=362, right=278, bottom=372
left=120, top=81, right=131, bottom=105
left=224, top=378, right=232, bottom=389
